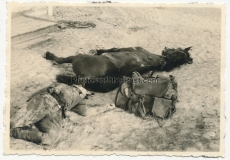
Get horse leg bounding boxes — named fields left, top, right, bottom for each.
left=96, top=47, right=136, bottom=55
left=134, top=46, right=152, bottom=54
left=56, top=74, right=78, bottom=85
left=45, top=51, right=76, bottom=64
left=56, top=74, right=87, bottom=88
left=96, top=48, right=121, bottom=55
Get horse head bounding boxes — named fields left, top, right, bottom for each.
left=161, top=46, right=193, bottom=71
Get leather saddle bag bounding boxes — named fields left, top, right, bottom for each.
left=115, top=71, right=178, bottom=126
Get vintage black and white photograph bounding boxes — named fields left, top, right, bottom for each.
left=5, top=2, right=225, bottom=156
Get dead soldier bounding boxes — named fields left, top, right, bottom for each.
left=10, top=83, right=91, bottom=145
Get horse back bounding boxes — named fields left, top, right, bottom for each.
left=101, top=50, right=163, bottom=75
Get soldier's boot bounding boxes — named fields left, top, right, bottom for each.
left=10, top=128, right=42, bottom=144
left=11, top=128, right=61, bottom=145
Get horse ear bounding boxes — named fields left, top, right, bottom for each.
left=184, top=46, right=192, bottom=52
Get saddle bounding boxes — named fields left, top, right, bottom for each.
left=115, top=72, right=178, bottom=126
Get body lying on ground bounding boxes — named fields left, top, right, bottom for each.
left=45, top=46, right=193, bottom=92
left=10, top=83, right=90, bottom=145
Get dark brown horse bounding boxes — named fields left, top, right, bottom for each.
left=45, top=46, right=193, bottom=92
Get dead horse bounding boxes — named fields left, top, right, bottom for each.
left=45, top=46, right=193, bottom=92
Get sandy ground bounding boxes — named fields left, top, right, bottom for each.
left=10, top=7, right=221, bottom=151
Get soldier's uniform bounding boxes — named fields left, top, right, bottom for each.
left=10, top=83, right=88, bottom=145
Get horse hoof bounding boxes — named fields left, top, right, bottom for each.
left=52, top=62, right=58, bottom=65
left=45, top=51, right=55, bottom=60
left=187, top=60, right=193, bottom=64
